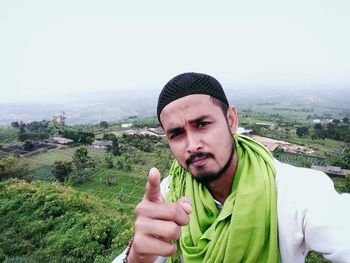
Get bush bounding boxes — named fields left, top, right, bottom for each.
left=52, top=161, right=73, bottom=182
left=72, top=147, right=95, bottom=169
left=0, top=180, right=133, bottom=262
left=3, top=257, right=33, bottom=263
left=22, top=140, right=34, bottom=151
left=0, top=155, right=29, bottom=180
left=0, top=247, right=5, bottom=262
left=67, top=168, right=95, bottom=185
left=105, top=155, right=114, bottom=169
left=327, top=152, right=350, bottom=169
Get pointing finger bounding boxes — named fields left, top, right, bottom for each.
left=144, top=167, right=162, bottom=202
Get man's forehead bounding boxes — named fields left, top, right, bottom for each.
left=160, top=94, right=218, bottom=127
left=161, top=94, right=211, bottom=115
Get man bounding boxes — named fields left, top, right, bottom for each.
left=114, top=72, right=350, bottom=263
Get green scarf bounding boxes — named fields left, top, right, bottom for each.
left=166, top=135, right=280, bottom=263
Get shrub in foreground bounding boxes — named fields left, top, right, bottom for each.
left=0, top=179, right=132, bottom=262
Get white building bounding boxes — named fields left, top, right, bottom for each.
left=121, top=123, right=133, bottom=128
left=92, top=140, right=113, bottom=149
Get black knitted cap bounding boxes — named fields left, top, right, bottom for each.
left=157, top=72, right=228, bottom=123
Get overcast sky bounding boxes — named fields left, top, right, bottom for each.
left=0, top=0, right=349, bottom=102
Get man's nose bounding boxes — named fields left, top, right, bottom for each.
left=186, top=133, right=202, bottom=153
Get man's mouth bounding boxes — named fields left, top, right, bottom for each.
left=186, top=152, right=214, bottom=167
left=191, top=156, right=208, bottom=166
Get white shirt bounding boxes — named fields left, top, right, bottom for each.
left=113, top=159, right=350, bottom=263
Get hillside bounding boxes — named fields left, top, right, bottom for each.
left=1, top=86, right=349, bottom=125
left=0, top=179, right=132, bottom=263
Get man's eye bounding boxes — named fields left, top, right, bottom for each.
left=197, top=122, right=209, bottom=127
left=170, top=131, right=182, bottom=139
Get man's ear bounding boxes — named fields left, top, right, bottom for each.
left=226, top=106, right=238, bottom=134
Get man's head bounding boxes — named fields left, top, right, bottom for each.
left=157, top=72, right=229, bottom=124
left=157, top=72, right=238, bottom=184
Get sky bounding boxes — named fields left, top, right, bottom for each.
left=0, top=0, right=349, bottom=103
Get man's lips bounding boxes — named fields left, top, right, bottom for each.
left=191, top=156, right=208, bottom=166
left=186, top=152, right=214, bottom=167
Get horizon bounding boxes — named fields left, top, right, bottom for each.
left=1, top=82, right=349, bottom=104
left=1, top=86, right=349, bottom=126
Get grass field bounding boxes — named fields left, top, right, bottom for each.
left=25, top=146, right=108, bottom=167
left=0, top=126, right=18, bottom=144
left=24, top=145, right=173, bottom=215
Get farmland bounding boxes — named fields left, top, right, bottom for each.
left=23, top=143, right=173, bottom=214
left=0, top=126, right=17, bottom=144
left=25, top=146, right=108, bottom=167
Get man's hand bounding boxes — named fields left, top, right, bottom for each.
left=128, top=167, right=192, bottom=263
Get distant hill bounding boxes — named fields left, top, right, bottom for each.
left=1, top=85, right=349, bottom=125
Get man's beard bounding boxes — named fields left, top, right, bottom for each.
left=186, top=142, right=235, bottom=185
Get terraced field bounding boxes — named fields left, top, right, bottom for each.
left=274, top=152, right=326, bottom=167
left=74, top=169, right=147, bottom=205
left=26, top=146, right=108, bottom=167
left=0, top=126, right=17, bottom=144
left=23, top=145, right=171, bottom=214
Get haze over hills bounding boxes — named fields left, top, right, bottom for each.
left=1, top=85, right=349, bottom=125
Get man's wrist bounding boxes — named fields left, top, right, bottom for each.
left=122, top=237, right=134, bottom=263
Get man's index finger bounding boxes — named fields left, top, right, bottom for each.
left=144, top=167, right=162, bottom=202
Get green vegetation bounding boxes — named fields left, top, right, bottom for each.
left=0, top=127, right=175, bottom=261
left=0, top=155, right=29, bottom=180
left=27, top=165, right=57, bottom=182
left=0, top=179, right=132, bottom=262
left=1, top=104, right=349, bottom=262
left=273, top=150, right=326, bottom=168
left=0, top=126, right=17, bottom=144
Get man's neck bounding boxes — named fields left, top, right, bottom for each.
left=207, top=153, right=238, bottom=204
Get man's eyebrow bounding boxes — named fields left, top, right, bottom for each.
left=165, top=127, right=184, bottom=135
left=165, top=115, right=210, bottom=134
left=189, top=115, right=210, bottom=124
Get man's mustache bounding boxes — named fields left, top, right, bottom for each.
left=186, top=152, right=214, bottom=167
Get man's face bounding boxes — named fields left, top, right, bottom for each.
left=160, top=94, right=238, bottom=182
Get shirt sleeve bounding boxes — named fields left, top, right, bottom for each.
left=275, top=160, right=350, bottom=263
left=303, top=185, right=350, bottom=262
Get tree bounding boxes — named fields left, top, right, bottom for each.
left=17, top=122, right=28, bottom=142
left=72, top=147, right=94, bottom=169
left=109, top=140, right=121, bottom=156
left=296, top=127, right=309, bottom=137
left=23, top=140, right=34, bottom=151
left=0, top=155, right=28, bottom=180
left=99, top=121, right=109, bottom=129
left=103, top=133, right=121, bottom=156
left=343, top=117, right=349, bottom=123
left=58, top=111, right=66, bottom=131
left=103, top=133, right=117, bottom=141
left=311, top=123, right=326, bottom=140
left=62, top=129, right=95, bottom=144
left=105, top=154, right=114, bottom=168
left=346, top=176, right=350, bottom=192
left=327, top=152, right=350, bottom=169
left=11, top=121, right=19, bottom=128
left=52, top=161, right=73, bottom=182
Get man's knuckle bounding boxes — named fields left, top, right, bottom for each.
left=183, top=214, right=190, bottom=225
left=134, top=219, right=145, bottom=232
left=134, top=202, right=145, bottom=216
left=168, top=204, right=178, bottom=218
left=168, top=223, right=181, bottom=239
left=162, top=243, right=177, bottom=256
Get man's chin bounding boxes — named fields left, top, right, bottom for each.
left=192, top=171, right=222, bottom=184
